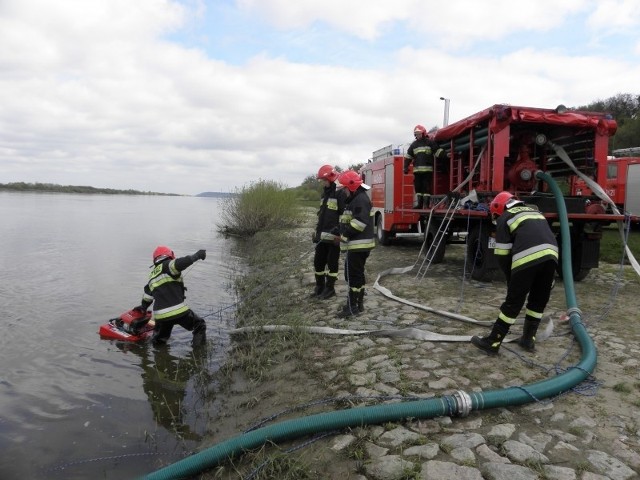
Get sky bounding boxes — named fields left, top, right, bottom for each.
left=1, top=0, right=639, bottom=196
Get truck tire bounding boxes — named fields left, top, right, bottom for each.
left=424, top=221, right=446, bottom=264
left=556, top=230, right=593, bottom=282
left=556, top=252, right=591, bottom=282
left=466, top=225, right=495, bottom=282
left=376, top=214, right=392, bottom=246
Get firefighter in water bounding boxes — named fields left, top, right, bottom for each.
left=471, top=192, right=558, bottom=355
left=335, top=170, right=375, bottom=318
left=311, top=164, right=347, bottom=300
left=404, top=125, right=446, bottom=209
left=133, top=246, right=207, bottom=348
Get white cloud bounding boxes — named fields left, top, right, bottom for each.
left=587, top=0, right=640, bottom=30
left=0, top=0, right=638, bottom=195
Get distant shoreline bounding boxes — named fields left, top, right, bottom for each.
left=0, top=182, right=235, bottom=198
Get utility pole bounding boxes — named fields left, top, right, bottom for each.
left=439, top=97, right=450, bottom=127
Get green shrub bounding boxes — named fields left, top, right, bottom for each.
left=217, top=180, right=303, bottom=237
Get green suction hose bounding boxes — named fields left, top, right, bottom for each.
left=143, top=171, right=596, bottom=480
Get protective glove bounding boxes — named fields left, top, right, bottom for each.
left=132, top=305, right=146, bottom=314
left=403, top=168, right=409, bottom=175
left=333, top=236, right=341, bottom=245
left=191, top=249, right=206, bottom=262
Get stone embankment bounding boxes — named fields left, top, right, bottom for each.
left=207, top=232, right=640, bottom=480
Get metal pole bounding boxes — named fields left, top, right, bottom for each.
left=439, top=97, right=450, bottom=127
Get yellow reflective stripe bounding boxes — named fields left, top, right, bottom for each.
left=154, top=303, right=189, bottom=319
left=319, top=232, right=339, bottom=241
left=512, top=248, right=559, bottom=270
left=414, top=146, right=433, bottom=154
left=494, top=248, right=510, bottom=256
left=499, top=312, right=517, bottom=324
left=169, top=259, right=180, bottom=276
left=326, top=198, right=338, bottom=210
left=340, top=240, right=376, bottom=251
left=149, top=273, right=182, bottom=291
left=507, top=212, right=546, bottom=232
left=525, top=308, right=543, bottom=319
left=413, top=166, right=433, bottom=172
left=350, top=218, right=367, bottom=231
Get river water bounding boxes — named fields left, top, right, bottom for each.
left=0, top=191, right=240, bottom=479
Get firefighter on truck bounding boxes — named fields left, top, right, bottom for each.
left=403, top=125, right=446, bottom=209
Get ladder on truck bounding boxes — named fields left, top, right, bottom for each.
left=416, top=194, right=462, bottom=280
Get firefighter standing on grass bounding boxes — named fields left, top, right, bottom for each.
left=404, top=125, right=445, bottom=209
left=310, top=165, right=347, bottom=300
left=336, top=170, right=375, bottom=318
left=471, top=192, right=558, bottom=355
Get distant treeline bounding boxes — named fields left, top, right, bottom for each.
left=0, top=182, right=179, bottom=196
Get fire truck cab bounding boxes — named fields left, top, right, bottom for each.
left=361, top=104, right=625, bottom=282
left=569, top=152, right=640, bottom=222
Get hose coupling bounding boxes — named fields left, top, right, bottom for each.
left=452, top=390, right=473, bottom=417
left=566, top=307, right=583, bottom=319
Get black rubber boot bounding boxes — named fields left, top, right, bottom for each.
left=319, top=276, right=336, bottom=300
left=191, top=315, right=207, bottom=348
left=516, top=316, right=541, bottom=352
left=471, top=319, right=510, bottom=355
left=357, top=289, right=365, bottom=313
left=413, top=196, right=423, bottom=210
left=310, top=274, right=325, bottom=298
left=337, top=290, right=360, bottom=318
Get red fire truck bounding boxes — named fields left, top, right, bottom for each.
left=569, top=152, right=640, bottom=222
left=360, top=104, right=625, bottom=281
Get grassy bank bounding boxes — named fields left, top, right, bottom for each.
left=207, top=220, right=340, bottom=479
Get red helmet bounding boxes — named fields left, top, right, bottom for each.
left=489, top=191, right=517, bottom=217
left=414, top=125, right=427, bottom=139
left=317, top=164, right=338, bottom=182
left=153, top=245, right=175, bottom=264
left=337, top=170, right=363, bottom=192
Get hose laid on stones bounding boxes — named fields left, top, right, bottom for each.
left=229, top=320, right=554, bottom=344
left=142, top=171, right=594, bottom=480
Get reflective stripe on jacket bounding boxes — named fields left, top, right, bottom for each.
left=141, top=256, right=194, bottom=321
left=494, top=205, right=558, bottom=274
left=339, top=188, right=375, bottom=252
left=404, top=137, right=445, bottom=173
left=315, top=182, right=346, bottom=244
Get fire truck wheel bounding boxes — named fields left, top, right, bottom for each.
left=376, top=215, right=392, bottom=246
left=466, top=225, right=496, bottom=282
left=556, top=264, right=591, bottom=282
left=555, top=229, right=592, bottom=282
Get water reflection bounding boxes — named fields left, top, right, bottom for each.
left=117, top=342, right=210, bottom=442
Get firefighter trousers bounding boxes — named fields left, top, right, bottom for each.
left=343, top=250, right=370, bottom=291
left=499, top=260, right=556, bottom=323
left=314, top=241, right=340, bottom=278
left=413, top=172, right=433, bottom=197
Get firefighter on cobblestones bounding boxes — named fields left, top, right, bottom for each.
left=310, top=165, right=347, bottom=300
left=471, top=192, right=558, bottom=355
left=335, top=170, right=376, bottom=318
left=404, top=124, right=446, bottom=209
